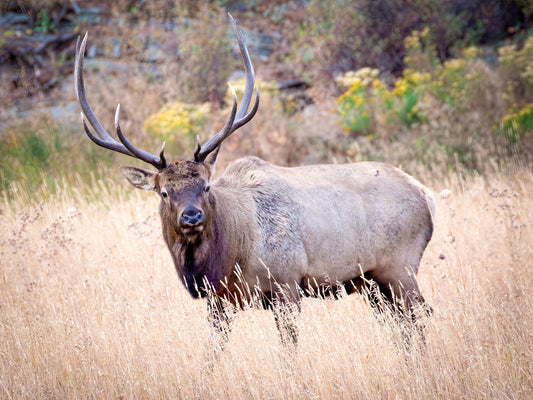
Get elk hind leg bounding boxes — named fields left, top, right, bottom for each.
left=369, top=267, right=432, bottom=342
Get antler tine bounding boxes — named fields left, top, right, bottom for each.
left=229, top=13, right=255, bottom=121
left=80, top=112, right=124, bottom=151
left=75, top=33, right=168, bottom=171
left=195, top=14, right=260, bottom=163
left=115, top=105, right=168, bottom=171
left=228, top=13, right=260, bottom=132
left=75, top=33, right=117, bottom=144
left=193, top=135, right=202, bottom=161
left=195, top=84, right=238, bottom=162
left=227, top=86, right=259, bottom=133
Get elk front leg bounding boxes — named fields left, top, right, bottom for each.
left=272, top=287, right=301, bottom=347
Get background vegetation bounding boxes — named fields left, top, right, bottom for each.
left=1, top=0, right=532, bottom=201
left=1, top=0, right=532, bottom=398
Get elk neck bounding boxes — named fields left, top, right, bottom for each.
left=162, top=188, right=250, bottom=299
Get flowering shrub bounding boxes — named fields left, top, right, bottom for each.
left=143, top=77, right=287, bottom=158
left=336, top=67, right=429, bottom=134
left=403, top=27, right=439, bottom=73
left=496, top=104, right=533, bottom=143
left=498, top=37, right=533, bottom=87
left=143, top=102, right=211, bottom=155
left=393, top=69, right=430, bottom=126
left=336, top=72, right=374, bottom=133
left=336, top=29, right=499, bottom=136
left=432, top=58, right=477, bottom=109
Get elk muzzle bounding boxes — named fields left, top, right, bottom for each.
left=179, top=206, right=206, bottom=234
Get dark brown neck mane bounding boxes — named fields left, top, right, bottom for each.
left=164, top=194, right=237, bottom=299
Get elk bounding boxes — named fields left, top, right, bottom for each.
left=74, top=14, right=435, bottom=346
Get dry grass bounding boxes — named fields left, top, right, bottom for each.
left=1, top=168, right=532, bottom=399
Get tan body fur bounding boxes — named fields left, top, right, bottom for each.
left=200, top=157, right=434, bottom=307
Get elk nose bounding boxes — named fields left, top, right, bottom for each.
left=180, top=207, right=205, bottom=227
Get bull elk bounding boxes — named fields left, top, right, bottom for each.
left=74, top=14, right=435, bottom=346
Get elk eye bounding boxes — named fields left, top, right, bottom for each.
left=204, top=185, right=211, bottom=193
left=161, top=189, right=168, bottom=199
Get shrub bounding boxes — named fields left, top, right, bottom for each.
left=404, top=29, right=491, bottom=112
left=143, top=102, right=212, bottom=157
left=336, top=73, right=373, bottom=134
left=496, top=104, right=533, bottom=143
left=403, top=27, right=440, bottom=73
left=337, top=68, right=381, bottom=133
left=498, top=37, right=533, bottom=110
left=392, top=69, right=430, bottom=126
left=336, top=67, right=429, bottom=135
left=431, top=58, right=468, bottom=108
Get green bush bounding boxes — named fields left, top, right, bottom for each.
left=392, top=70, right=430, bottom=126
left=497, top=104, right=533, bottom=143
left=431, top=58, right=468, bottom=107
left=336, top=71, right=374, bottom=134
left=336, top=67, right=429, bottom=135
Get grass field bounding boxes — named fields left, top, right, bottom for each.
left=1, top=168, right=532, bottom=399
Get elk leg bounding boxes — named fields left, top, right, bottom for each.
left=369, top=267, right=429, bottom=315
left=207, top=297, right=234, bottom=350
left=368, top=268, right=432, bottom=342
left=272, top=288, right=301, bottom=347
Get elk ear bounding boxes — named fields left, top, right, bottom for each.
left=119, top=166, right=157, bottom=191
left=203, top=145, right=220, bottom=179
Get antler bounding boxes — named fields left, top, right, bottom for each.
left=74, top=33, right=168, bottom=171
left=193, top=13, right=260, bottom=163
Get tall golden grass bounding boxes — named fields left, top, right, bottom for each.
left=1, top=169, right=532, bottom=399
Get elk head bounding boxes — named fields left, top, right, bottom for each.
left=74, top=14, right=259, bottom=241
